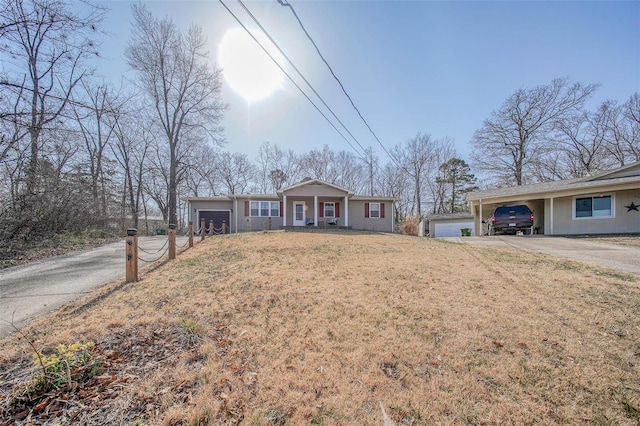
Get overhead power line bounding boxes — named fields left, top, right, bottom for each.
left=217, top=0, right=367, bottom=160
left=277, top=0, right=397, bottom=164
left=236, top=0, right=369, bottom=157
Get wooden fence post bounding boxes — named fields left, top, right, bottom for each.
left=188, top=221, right=194, bottom=248
left=209, top=220, right=214, bottom=235
left=168, top=224, right=176, bottom=260
left=126, top=228, right=138, bottom=283
left=222, top=221, right=227, bottom=234
left=200, top=218, right=205, bottom=241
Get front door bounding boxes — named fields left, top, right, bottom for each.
left=293, top=202, right=306, bottom=226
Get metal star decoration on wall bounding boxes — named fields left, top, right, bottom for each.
left=624, top=202, right=639, bottom=212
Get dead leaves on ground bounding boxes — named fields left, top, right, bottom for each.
left=0, top=319, right=237, bottom=425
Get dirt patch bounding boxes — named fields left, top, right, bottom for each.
left=1, top=232, right=639, bottom=424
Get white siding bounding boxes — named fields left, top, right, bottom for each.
left=432, top=221, right=475, bottom=237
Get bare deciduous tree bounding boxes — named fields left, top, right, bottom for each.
left=552, top=105, right=612, bottom=178
left=300, top=145, right=339, bottom=184
left=215, top=151, right=255, bottom=195
left=392, top=133, right=439, bottom=217
left=0, top=0, right=104, bottom=195
left=125, top=3, right=225, bottom=225
left=72, top=79, right=118, bottom=222
left=606, top=93, right=640, bottom=164
left=471, top=77, right=599, bottom=186
left=110, top=101, right=152, bottom=229
left=255, top=142, right=300, bottom=192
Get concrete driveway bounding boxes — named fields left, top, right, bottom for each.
left=0, top=236, right=189, bottom=338
left=446, top=235, right=640, bottom=276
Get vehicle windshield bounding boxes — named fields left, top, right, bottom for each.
left=496, top=206, right=530, bottom=214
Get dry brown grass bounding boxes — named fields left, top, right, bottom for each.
left=1, top=231, right=640, bottom=425
left=588, top=235, right=640, bottom=248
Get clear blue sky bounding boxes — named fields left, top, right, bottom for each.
left=97, top=0, right=640, bottom=163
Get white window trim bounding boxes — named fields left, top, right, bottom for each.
left=572, top=193, right=615, bottom=220
left=250, top=200, right=280, bottom=217
left=370, top=202, right=381, bottom=218
left=324, top=202, right=335, bottom=218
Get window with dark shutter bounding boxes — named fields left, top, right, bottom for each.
left=335, top=202, right=340, bottom=218
left=244, top=201, right=249, bottom=217
left=365, top=203, right=370, bottom=218
left=380, top=203, right=385, bottom=219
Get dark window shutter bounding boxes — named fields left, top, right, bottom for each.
left=380, top=203, right=385, bottom=218
left=319, top=202, right=324, bottom=218
left=335, top=202, right=340, bottom=218
left=365, top=202, right=370, bottom=218
left=245, top=201, right=250, bottom=216
left=280, top=201, right=283, bottom=217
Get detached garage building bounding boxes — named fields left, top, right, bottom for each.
left=427, top=213, right=475, bottom=237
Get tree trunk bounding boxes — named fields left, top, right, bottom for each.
left=169, top=141, right=178, bottom=226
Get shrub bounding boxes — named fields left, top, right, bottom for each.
left=400, top=215, right=421, bottom=236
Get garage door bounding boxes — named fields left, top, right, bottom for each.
left=198, top=210, right=230, bottom=234
left=433, top=221, right=474, bottom=237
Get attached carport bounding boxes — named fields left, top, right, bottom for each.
left=470, top=198, right=545, bottom=236
left=466, top=162, right=640, bottom=236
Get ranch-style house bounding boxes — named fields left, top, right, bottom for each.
left=466, top=161, right=640, bottom=236
left=184, top=178, right=396, bottom=233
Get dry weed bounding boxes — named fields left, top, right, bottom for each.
left=399, top=215, right=421, bottom=236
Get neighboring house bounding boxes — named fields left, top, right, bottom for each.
left=466, top=161, right=640, bottom=236
left=184, top=178, right=395, bottom=233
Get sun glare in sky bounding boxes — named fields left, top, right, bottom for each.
left=219, top=28, right=284, bottom=103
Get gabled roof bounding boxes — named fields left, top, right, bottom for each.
left=277, top=178, right=354, bottom=195
left=350, top=195, right=397, bottom=201
left=427, top=212, right=474, bottom=221
left=467, top=161, right=640, bottom=202
left=182, top=196, right=233, bottom=202
left=230, top=194, right=279, bottom=200
left=183, top=179, right=398, bottom=202
left=583, top=161, right=640, bottom=181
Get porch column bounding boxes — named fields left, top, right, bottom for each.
left=283, top=195, right=287, bottom=227
left=344, top=196, right=349, bottom=227
left=550, top=197, right=554, bottom=235
left=314, top=195, right=318, bottom=227
left=478, top=200, right=483, bottom=236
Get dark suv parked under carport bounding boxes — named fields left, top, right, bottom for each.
left=488, top=205, right=534, bottom=235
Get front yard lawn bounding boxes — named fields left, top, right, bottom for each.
left=1, top=232, right=639, bottom=424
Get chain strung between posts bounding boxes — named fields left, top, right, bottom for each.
left=137, top=237, right=169, bottom=255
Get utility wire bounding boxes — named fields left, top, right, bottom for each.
left=236, top=0, right=405, bottom=191
left=222, top=0, right=406, bottom=198
left=236, top=0, right=369, bottom=157
left=217, top=0, right=365, bottom=160
left=277, top=0, right=399, bottom=166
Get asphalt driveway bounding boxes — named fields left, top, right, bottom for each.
left=448, top=235, right=640, bottom=276
left=0, top=236, right=189, bottom=338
